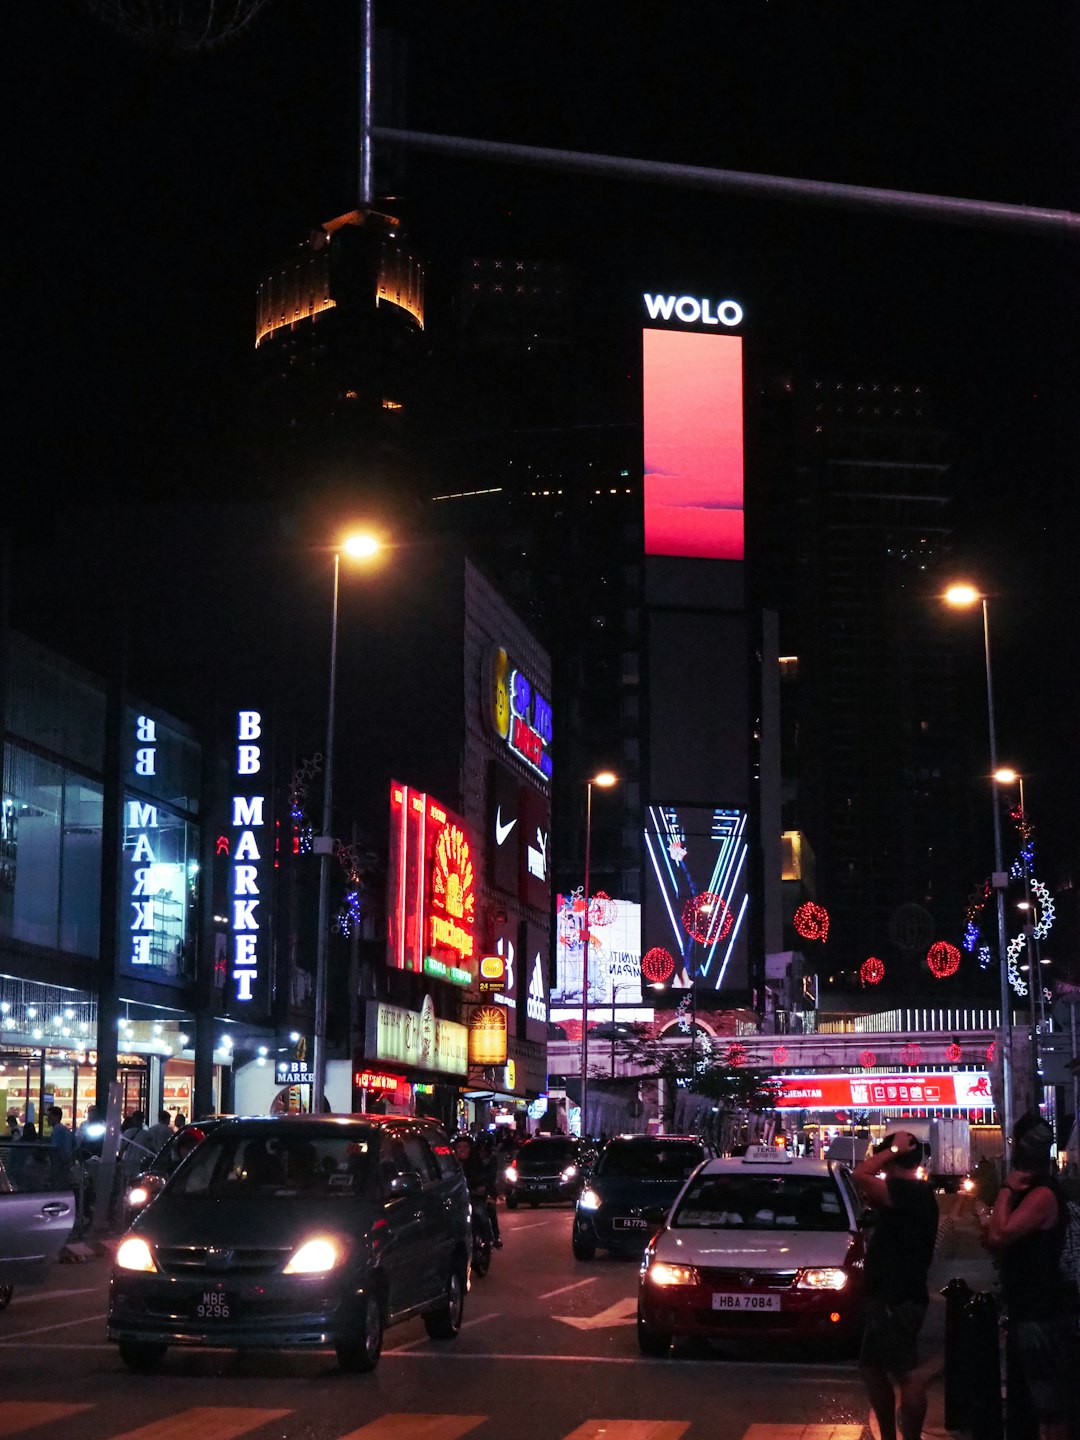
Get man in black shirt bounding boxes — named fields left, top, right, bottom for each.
left=853, top=1131, right=940, bottom=1440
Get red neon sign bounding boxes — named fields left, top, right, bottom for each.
left=387, top=781, right=476, bottom=976
left=355, top=1069, right=403, bottom=1092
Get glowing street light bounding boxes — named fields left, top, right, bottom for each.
left=993, top=767, right=1045, bottom=1109
left=945, top=582, right=1013, bottom=1148
left=580, top=771, right=617, bottom=1140
left=312, top=531, right=383, bottom=1114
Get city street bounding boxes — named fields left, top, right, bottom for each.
left=0, top=1201, right=881, bottom=1440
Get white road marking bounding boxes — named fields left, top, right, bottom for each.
left=538, top=1278, right=597, bottom=1300
left=553, top=1297, right=637, bottom=1330
left=0, top=1311, right=106, bottom=1340
left=10, top=1286, right=98, bottom=1305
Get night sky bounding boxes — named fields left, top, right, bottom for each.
left=7, top=2, right=1079, bottom=909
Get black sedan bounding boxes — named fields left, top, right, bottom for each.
left=572, top=1134, right=712, bottom=1260
left=503, top=1134, right=589, bottom=1209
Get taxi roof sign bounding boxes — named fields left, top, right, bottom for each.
left=742, top=1144, right=793, bottom=1164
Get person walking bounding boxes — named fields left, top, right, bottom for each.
left=852, top=1131, right=940, bottom=1440
left=985, top=1115, right=1079, bottom=1440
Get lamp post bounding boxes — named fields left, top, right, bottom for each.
left=994, top=769, right=1046, bottom=1114
left=580, top=771, right=617, bottom=1141
left=312, top=533, right=380, bottom=1115
left=945, top=584, right=1013, bottom=1150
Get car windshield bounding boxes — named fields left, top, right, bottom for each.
left=167, top=1130, right=374, bottom=1200
left=671, top=1172, right=849, bottom=1231
left=595, top=1142, right=704, bottom=1180
left=518, top=1141, right=576, bottom=1170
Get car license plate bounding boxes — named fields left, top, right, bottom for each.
left=711, top=1292, right=780, bottom=1312
left=613, top=1217, right=649, bottom=1229
left=196, top=1291, right=233, bottom=1320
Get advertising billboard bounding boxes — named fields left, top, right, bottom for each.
left=772, top=1072, right=994, bottom=1112
left=552, top=895, right=643, bottom=1007
left=642, top=805, right=749, bottom=993
left=643, top=327, right=744, bottom=561
left=386, top=780, right=477, bottom=981
left=487, top=759, right=551, bottom=912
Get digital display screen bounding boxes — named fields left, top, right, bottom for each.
left=552, top=895, right=643, bottom=1007
left=643, top=328, right=744, bottom=560
left=642, top=805, right=749, bottom=993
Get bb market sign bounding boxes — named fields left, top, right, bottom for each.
left=366, top=997, right=468, bottom=1077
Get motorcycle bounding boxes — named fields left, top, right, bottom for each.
left=469, top=1189, right=494, bottom=1278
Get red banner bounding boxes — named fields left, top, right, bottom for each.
left=773, top=1071, right=993, bottom=1111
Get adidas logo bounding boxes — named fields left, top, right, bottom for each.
left=526, top=952, right=546, bottom=1022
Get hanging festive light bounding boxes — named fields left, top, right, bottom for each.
left=858, top=1049, right=877, bottom=1067
left=985, top=1040, right=996, bottom=1063
left=726, top=1042, right=747, bottom=1067
left=772, top=1045, right=790, bottom=1065
left=1007, top=935, right=1028, bottom=997
left=589, top=891, right=619, bottom=927
left=1030, top=879, right=1055, bottom=940
left=962, top=921, right=979, bottom=953
left=682, top=892, right=733, bottom=945
left=900, top=1042, right=924, bottom=1066
left=641, top=947, right=676, bottom=986
left=978, top=945, right=992, bottom=971
left=793, top=902, right=829, bottom=942
left=946, top=1041, right=963, bottom=1063
left=926, top=941, right=961, bottom=979
left=860, top=956, right=885, bottom=987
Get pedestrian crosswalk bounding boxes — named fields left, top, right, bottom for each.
left=0, top=1405, right=867, bottom=1440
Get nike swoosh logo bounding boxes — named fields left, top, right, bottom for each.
left=495, top=807, right=517, bottom=846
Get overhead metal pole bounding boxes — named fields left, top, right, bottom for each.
left=580, top=781, right=594, bottom=1142
left=359, top=0, right=374, bottom=209
left=370, top=126, right=1080, bottom=241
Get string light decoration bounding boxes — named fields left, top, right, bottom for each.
left=858, top=1049, right=877, bottom=1067
left=900, top=1042, right=924, bottom=1066
left=682, top=892, right=733, bottom=945
left=1030, top=879, right=1055, bottom=939
left=963, top=921, right=979, bottom=953
left=726, top=1042, right=748, bottom=1067
left=288, top=754, right=323, bottom=855
left=773, top=1045, right=790, bottom=1065
left=674, top=993, right=693, bottom=1034
left=793, top=902, right=830, bottom=942
left=985, top=1041, right=996, bottom=1063
left=860, top=956, right=885, bottom=987
left=978, top=945, right=992, bottom=971
left=946, top=1041, right=963, bottom=1063
left=1007, top=935, right=1028, bottom=997
left=589, top=891, right=619, bottom=927
left=926, top=941, right=961, bottom=979
left=641, top=947, right=676, bottom=986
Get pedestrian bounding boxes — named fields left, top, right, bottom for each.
left=985, top=1115, right=1079, bottom=1440
left=852, top=1131, right=939, bottom=1440
left=143, top=1108, right=173, bottom=1155
left=119, top=1111, right=153, bottom=1183
left=45, top=1105, right=75, bottom=1186
left=5, top=1111, right=20, bottom=1140
left=173, top=1112, right=187, bottom=1133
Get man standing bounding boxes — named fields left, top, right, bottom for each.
left=46, top=1105, right=75, bottom=1186
left=143, top=1109, right=173, bottom=1156
left=852, top=1131, right=940, bottom=1440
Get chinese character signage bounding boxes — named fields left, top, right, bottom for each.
left=387, top=781, right=476, bottom=978
left=366, top=998, right=469, bottom=1077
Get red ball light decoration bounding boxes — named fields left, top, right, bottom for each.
left=927, top=941, right=961, bottom=979
left=773, top=1045, right=790, bottom=1065
left=641, top=947, right=676, bottom=985
left=985, top=1041, right=996, bottom=1063
left=900, top=1042, right=924, bottom=1066
left=858, top=1049, right=877, bottom=1068
left=793, top=902, right=829, bottom=942
left=726, top=1042, right=747, bottom=1067
left=589, top=891, right=618, bottom=926
left=682, top=892, right=733, bottom=945
left=860, top=956, right=885, bottom=987
left=946, top=1041, right=963, bottom=1063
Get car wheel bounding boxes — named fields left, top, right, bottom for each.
left=472, top=1231, right=491, bottom=1278
left=572, top=1229, right=596, bottom=1262
left=0, top=1285, right=13, bottom=1312
left=118, top=1341, right=168, bottom=1372
left=336, top=1291, right=383, bottom=1373
left=636, top=1308, right=672, bottom=1357
left=505, top=1193, right=518, bottom=1210
left=424, top=1261, right=466, bottom=1340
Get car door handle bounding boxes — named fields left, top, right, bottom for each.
left=40, top=1202, right=71, bottom=1217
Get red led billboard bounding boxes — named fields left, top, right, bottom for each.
left=387, top=780, right=477, bottom=977
left=643, top=328, right=744, bottom=560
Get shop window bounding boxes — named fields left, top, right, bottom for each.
left=5, top=633, right=106, bottom=772
left=120, top=796, right=198, bottom=981
left=2, top=743, right=63, bottom=950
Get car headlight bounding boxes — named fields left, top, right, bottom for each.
left=645, top=1261, right=700, bottom=1287
left=505, top=1165, right=518, bottom=1184
left=282, top=1237, right=344, bottom=1275
left=561, top=1165, right=579, bottom=1182
left=961, top=1177, right=976, bottom=1194
left=126, top=1186, right=150, bottom=1208
left=115, top=1236, right=157, bottom=1273
left=796, top=1267, right=848, bottom=1291
left=578, top=1187, right=602, bottom=1211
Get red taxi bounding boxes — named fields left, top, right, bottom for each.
left=637, top=1146, right=867, bottom=1355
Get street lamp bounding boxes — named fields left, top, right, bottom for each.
left=580, top=770, right=617, bottom=1141
left=312, top=531, right=382, bottom=1114
left=945, top=583, right=1013, bottom=1149
left=993, top=768, right=1045, bottom=1112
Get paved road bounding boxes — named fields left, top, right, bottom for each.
left=0, top=1199, right=982, bottom=1440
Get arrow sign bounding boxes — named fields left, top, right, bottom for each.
left=554, top=1296, right=638, bottom=1330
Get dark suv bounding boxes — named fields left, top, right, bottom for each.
left=572, top=1134, right=712, bottom=1259
left=504, top=1134, right=588, bottom=1209
left=107, top=1114, right=471, bottom=1372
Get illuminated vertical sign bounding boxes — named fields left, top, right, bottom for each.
left=230, top=711, right=266, bottom=1003
left=387, top=781, right=477, bottom=978
left=485, top=646, right=553, bottom=783
left=642, top=326, right=744, bottom=560
left=127, top=714, right=158, bottom=967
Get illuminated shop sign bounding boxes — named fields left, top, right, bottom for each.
left=643, top=327, right=744, bottom=560
left=387, top=782, right=476, bottom=977
left=230, top=711, right=267, bottom=1003
left=366, top=997, right=468, bottom=1077
left=123, top=713, right=188, bottom=974
left=127, top=715, right=160, bottom=967
left=469, top=1005, right=508, bottom=1066
left=486, top=646, right=552, bottom=784
left=276, top=1060, right=312, bottom=1087
left=773, top=1072, right=994, bottom=1112
left=354, top=1068, right=404, bottom=1092
left=643, top=293, right=744, bottom=327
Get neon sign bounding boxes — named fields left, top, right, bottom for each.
left=486, top=647, right=552, bottom=783
left=387, top=782, right=477, bottom=976
left=643, top=293, right=744, bottom=327
left=127, top=714, right=158, bottom=967
left=230, top=711, right=266, bottom=1003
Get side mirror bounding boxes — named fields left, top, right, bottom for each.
left=386, top=1170, right=422, bottom=1198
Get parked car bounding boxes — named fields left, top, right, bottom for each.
left=573, top=1134, right=712, bottom=1260
left=503, top=1134, right=589, bottom=1209
left=107, top=1113, right=471, bottom=1372
left=637, top=1145, right=868, bottom=1356
left=0, top=1144, right=76, bottom=1311
left=122, top=1117, right=228, bottom=1224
